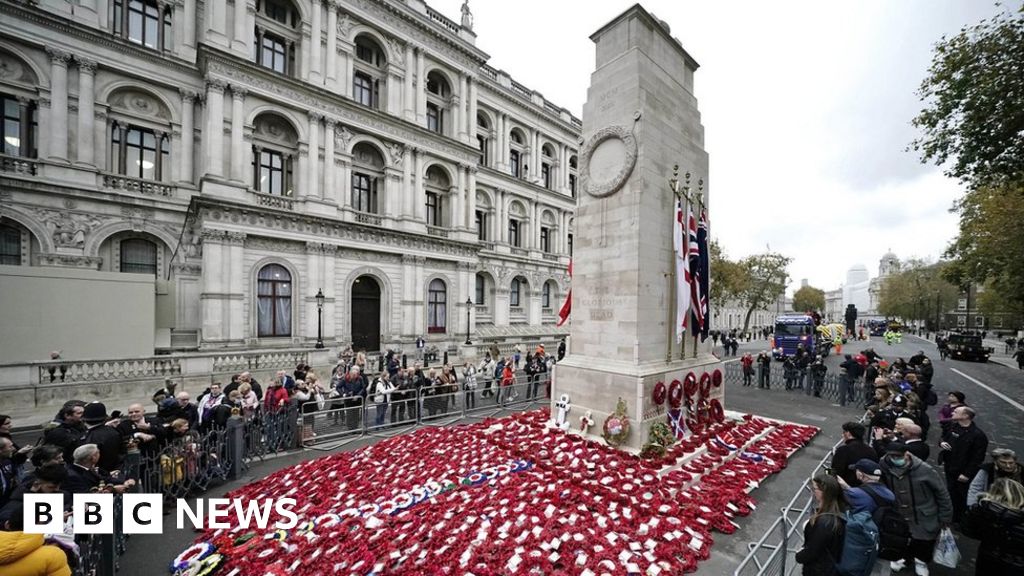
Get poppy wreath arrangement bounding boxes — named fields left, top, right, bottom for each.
left=172, top=409, right=816, bottom=576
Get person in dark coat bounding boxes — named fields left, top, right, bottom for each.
left=795, top=474, right=846, bottom=576
left=939, top=405, right=989, bottom=522
left=961, top=478, right=1024, bottom=575
left=43, top=404, right=86, bottom=464
left=879, top=443, right=953, bottom=575
left=79, top=402, right=125, bottom=474
left=831, top=422, right=877, bottom=488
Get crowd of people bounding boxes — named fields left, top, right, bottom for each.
left=795, top=345, right=1023, bottom=576
left=0, top=338, right=565, bottom=575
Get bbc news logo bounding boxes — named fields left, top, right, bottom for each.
left=24, top=494, right=298, bottom=534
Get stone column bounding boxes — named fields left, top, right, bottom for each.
left=309, top=0, right=322, bottom=82
left=208, top=0, right=228, bottom=46
left=225, top=232, right=246, bottom=342
left=415, top=48, right=426, bottom=125
left=453, top=166, right=465, bottom=230
left=75, top=58, right=96, bottom=167
left=200, top=231, right=226, bottom=341
left=179, top=90, right=197, bottom=184
left=466, top=167, right=477, bottom=231
left=204, top=78, right=226, bottom=178
left=402, top=144, right=413, bottom=218
left=496, top=113, right=506, bottom=171
left=341, top=45, right=353, bottom=98
left=532, top=201, right=541, bottom=250
left=307, top=111, right=321, bottom=199
left=297, top=143, right=310, bottom=198
left=457, top=73, right=468, bottom=143
left=232, top=0, right=248, bottom=55
left=323, top=117, right=335, bottom=200
left=413, top=148, right=424, bottom=221
left=46, top=47, right=71, bottom=162
left=468, top=77, right=478, bottom=143
left=305, top=242, right=323, bottom=341
left=230, top=87, right=246, bottom=182
left=403, top=44, right=415, bottom=121
left=325, top=1, right=337, bottom=88
left=384, top=167, right=402, bottom=219
left=338, top=155, right=351, bottom=207
left=183, top=0, right=197, bottom=49
left=300, top=25, right=311, bottom=80
left=532, top=129, right=541, bottom=180
left=93, top=110, right=107, bottom=172
left=497, top=189, right=507, bottom=243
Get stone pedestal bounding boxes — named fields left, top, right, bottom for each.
left=551, top=5, right=719, bottom=451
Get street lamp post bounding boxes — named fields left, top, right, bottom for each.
left=315, top=288, right=325, bottom=349
left=465, top=298, right=473, bottom=345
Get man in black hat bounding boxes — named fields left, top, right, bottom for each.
left=80, top=402, right=125, bottom=474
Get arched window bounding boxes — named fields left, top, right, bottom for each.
left=424, top=165, right=450, bottom=228
left=353, top=34, right=386, bottom=109
left=110, top=122, right=170, bottom=181
left=112, top=0, right=172, bottom=52
left=251, top=113, right=298, bottom=196
left=475, top=273, right=486, bottom=305
left=509, top=129, right=525, bottom=178
left=119, top=238, right=157, bottom=274
left=476, top=111, right=491, bottom=166
left=425, top=71, right=451, bottom=135
left=542, top=281, right=553, bottom=309
left=541, top=144, right=555, bottom=190
left=1, top=93, right=37, bottom=158
left=510, top=278, right=521, bottom=307
left=254, top=0, right=299, bottom=76
left=0, top=224, right=22, bottom=266
left=257, top=264, right=292, bottom=337
left=427, top=278, right=447, bottom=333
left=568, top=154, right=578, bottom=197
left=351, top=142, right=384, bottom=214
left=507, top=201, right=526, bottom=248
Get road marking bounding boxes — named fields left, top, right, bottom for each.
left=951, top=368, right=1024, bottom=412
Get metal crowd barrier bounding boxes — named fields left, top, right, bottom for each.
left=732, top=411, right=871, bottom=576
left=301, top=372, right=552, bottom=448
left=723, top=362, right=876, bottom=406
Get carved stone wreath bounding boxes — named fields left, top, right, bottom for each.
left=579, top=125, right=638, bottom=198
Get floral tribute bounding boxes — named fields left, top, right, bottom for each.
left=172, top=409, right=817, bottom=576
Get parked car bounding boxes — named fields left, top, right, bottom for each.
left=947, top=333, right=993, bottom=362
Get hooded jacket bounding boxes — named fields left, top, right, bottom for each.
left=879, top=453, right=953, bottom=540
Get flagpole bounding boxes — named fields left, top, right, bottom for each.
left=668, top=167, right=679, bottom=363
left=694, top=178, right=705, bottom=359
left=680, top=171, right=692, bottom=361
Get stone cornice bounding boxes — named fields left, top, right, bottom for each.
left=192, top=196, right=480, bottom=260
left=345, top=0, right=488, bottom=70
left=0, top=1, right=199, bottom=77
left=201, top=49, right=481, bottom=165
left=475, top=165, right=576, bottom=209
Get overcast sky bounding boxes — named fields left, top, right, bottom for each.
left=433, top=0, right=1001, bottom=293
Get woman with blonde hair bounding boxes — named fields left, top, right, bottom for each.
left=962, top=478, right=1024, bottom=574
left=795, top=473, right=846, bottom=576
left=238, top=383, right=258, bottom=420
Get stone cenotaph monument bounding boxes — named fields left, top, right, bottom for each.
left=552, top=5, right=722, bottom=451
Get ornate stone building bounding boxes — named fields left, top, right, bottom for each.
left=0, top=0, right=576, bottom=360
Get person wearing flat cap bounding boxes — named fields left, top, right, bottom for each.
left=840, top=458, right=896, bottom=514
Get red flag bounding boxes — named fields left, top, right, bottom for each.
left=556, top=260, right=572, bottom=327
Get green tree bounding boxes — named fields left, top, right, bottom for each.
left=736, top=252, right=791, bottom=333
left=792, top=286, right=825, bottom=313
left=878, top=260, right=960, bottom=329
left=708, top=240, right=748, bottom=307
left=977, top=283, right=1024, bottom=331
left=910, top=5, right=1024, bottom=187
left=943, top=182, right=1024, bottom=322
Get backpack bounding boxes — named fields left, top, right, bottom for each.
left=862, top=483, right=912, bottom=561
left=835, top=510, right=879, bottom=576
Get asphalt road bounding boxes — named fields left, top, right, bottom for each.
left=706, top=333, right=1024, bottom=575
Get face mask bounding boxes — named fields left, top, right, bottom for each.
left=889, top=457, right=907, bottom=468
